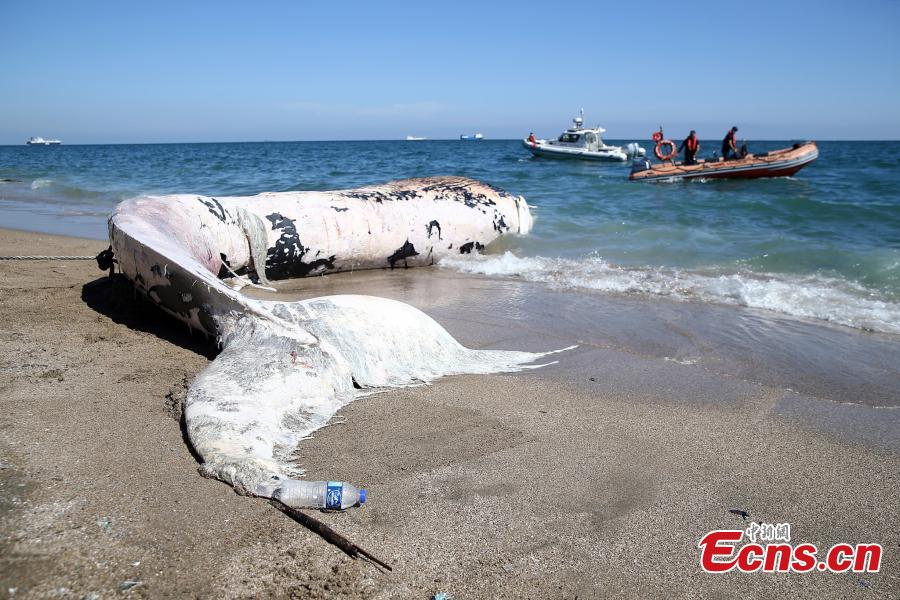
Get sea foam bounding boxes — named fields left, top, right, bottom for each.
left=440, top=252, right=900, bottom=335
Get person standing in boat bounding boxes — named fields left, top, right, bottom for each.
left=679, top=130, right=700, bottom=165
left=527, top=132, right=537, bottom=146
left=721, top=126, right=739, bottom=160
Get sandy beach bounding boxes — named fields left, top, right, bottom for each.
left=1, top=226, right=898, bottom=599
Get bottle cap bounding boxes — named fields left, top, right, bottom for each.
left=359, top=489, right=366, bottom=504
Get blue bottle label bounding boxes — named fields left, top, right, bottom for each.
left=325, top=481, right=342, bottom=510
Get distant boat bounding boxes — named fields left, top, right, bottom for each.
left=26, top=136, right=61, bottom=145
left=460, top=133, right=484, bottom=141
left=405, top=135, right=427, bottom=141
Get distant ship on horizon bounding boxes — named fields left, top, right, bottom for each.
left=460, top=133, right=484, bottom=140
left=26, top=136, right=61, bottom=145
left=405, top=135, right=427, bottom=141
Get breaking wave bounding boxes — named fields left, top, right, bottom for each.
left=440, top=252, right=900, bottom=335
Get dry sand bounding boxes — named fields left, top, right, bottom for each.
left=1, top=227, right=898, bottom=599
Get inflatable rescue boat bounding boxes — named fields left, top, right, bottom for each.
left=630, top=141, right=818, bottom=182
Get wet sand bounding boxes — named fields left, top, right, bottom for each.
left=1, top=227, right=898, bottom=598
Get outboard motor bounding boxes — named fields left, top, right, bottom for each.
left=625, top=142, right=646, bottom=158
left=631, top=156, right=651, bottom=174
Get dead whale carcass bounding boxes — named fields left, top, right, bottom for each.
left=107, top=176, right=562, bottom=504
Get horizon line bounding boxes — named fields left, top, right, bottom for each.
left=2, top=138, right=898, bottom=147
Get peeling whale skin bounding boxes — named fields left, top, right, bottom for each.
left=107, top=177, right=561, bottom=504
left=113, top=176, right=532, bottom=296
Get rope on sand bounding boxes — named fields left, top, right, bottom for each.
left=0, top=255, right=97, bottom=260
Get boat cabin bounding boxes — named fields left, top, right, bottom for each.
left=523, top=110, right=641, bottom=162
left=550, top=117, right=608, bottom=152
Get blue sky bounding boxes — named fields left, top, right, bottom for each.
left=1, top=0, right=898, bottom=143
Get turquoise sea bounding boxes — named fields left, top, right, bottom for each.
left=1, top=139, right=898, bottom=334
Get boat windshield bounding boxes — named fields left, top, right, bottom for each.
left=558, top=133, right=581, bottom=143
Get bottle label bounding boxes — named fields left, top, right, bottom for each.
left=325, top=481, right=342, bottom=510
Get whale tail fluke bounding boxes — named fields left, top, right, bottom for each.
left=184, top=295, right=563, bottom=496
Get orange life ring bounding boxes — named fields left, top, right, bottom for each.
left=651, top=131, right=663, bottom=143
left=654, top=139, right=676, bottom=161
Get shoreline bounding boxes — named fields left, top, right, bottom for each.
left=1, top=228, right=898, bottom=597
left=4, top=137, right=899, bottom=341
left=247, top=265, right=900, bottom=412
left=0, top=225, right=107, bottom=243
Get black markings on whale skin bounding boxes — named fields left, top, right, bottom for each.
left=492, top=213, right=508, bottom=233
left=421, top=182, right=497, bottom=209
left=150, top=264, right=174, bottom=280
left=459, top=241, right=484, bottom=254
left=198, top=197, right=229, bottom=223
left=146, top=269, right=216, bottom=333
left=482, top=181, right=513, bottom=198
left=198, top=303, right=216, bottom=334
left=426, top=220, right=442, bottom=240
left=330, top=206, right=349, bottom=212
left=265, top=212, right=336, bottom=280
left=217, top=253, right=232, bottom=278
left=343, top=189, right=421, bottom=204
left=387, top=240, right=419, bottom=269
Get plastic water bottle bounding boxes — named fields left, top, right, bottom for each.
left=273, top=480, right=366, bottom=510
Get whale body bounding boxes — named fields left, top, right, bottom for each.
left=108, top=176, right=559, bottom=502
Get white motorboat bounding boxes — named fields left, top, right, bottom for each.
left=405, top=135, right=427, bottom=141
left=523, top=111, right=643, bottom=162
left=26, top=136, right=62, bottom=145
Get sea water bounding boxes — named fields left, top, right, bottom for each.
left=1, top=139, right=898, bottom=334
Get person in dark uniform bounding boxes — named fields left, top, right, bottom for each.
left=679, top=130, right=700, bottom=165
left=721, top=126, right=738, bottom=160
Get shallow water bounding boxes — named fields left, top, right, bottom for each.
left=1, top=139, right=898, bottom=333
left=246, top=269, right=900, bottom=415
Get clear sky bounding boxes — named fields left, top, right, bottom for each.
left=1, top=0, right=898, bottom=143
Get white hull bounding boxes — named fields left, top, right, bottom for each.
left=523, top=139, right=627, bottom=162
